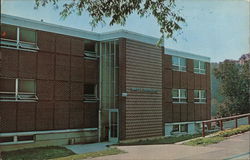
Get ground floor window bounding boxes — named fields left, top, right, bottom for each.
left=172, top=124, right=188, bottom=133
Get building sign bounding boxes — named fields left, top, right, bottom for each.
left=130, top=88, right=159, bottom=93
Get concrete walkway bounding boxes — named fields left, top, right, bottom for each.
left=89, top=131, right=250, bottom=160
left=65, top=141, right=115, bottom=154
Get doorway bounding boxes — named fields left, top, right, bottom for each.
left=108, top=109, right=119, bottom=142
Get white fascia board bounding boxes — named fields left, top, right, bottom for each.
left=165, top=48, right=210, bottom=62
left=1, top=14, right=100, bottom=41
left=100, top=29, right=162, bottom=46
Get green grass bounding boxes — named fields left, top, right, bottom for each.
left=184, top=136, right=225, bottom=146
left=119, top=133, right=202, bottom=146
left=2, top=146, right=124, bottom=160
left=2, top=146, right=75, bottom=160
left=184, top=125, right=250, bottom=146
left=50, top=147, right=125, bottom=160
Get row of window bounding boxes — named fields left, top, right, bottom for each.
left=172, top=56, right=206, bottom=74
left=0, top=77, right=98, bottom=102
left=172, top=89, right=206, bottom=103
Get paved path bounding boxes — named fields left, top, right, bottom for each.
left=89, top=131, right=250, bottom=160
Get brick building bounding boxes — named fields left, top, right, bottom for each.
left=0, top=14, right=210, bottom=151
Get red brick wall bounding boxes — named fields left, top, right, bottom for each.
left=162, top=54, right=211, bottom=123
left=0, top=31, right=99, bottom=133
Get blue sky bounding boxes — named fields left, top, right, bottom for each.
left=2, top=0, right=249, bottom=62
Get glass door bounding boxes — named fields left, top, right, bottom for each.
left=109, top=109, right=119, bottom=142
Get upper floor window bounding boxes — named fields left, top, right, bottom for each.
left=0, top=77, right=38, bottom=102
left=172, top=56, right=186, bottom=72
left=172, top=89, right=187, bottom=103
left=1, top=24, right=38, bottom=51
left=194, top=90, right=206, bottom=103
left=194, top=60, right=206, bottom=74
left=84, top=84, right=98, bottom=102
left=84, top=40, right=98, bottom=60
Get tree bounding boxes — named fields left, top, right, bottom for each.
left=214, top=60, right=250, bottom=117
left=34, top=0, right=185, bottom=44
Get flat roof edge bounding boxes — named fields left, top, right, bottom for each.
left=1, top=14, right=161, bottom=45
left=165, top=48, right=210, bottom=62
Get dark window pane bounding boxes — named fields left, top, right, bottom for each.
left=180, top=124, right=188, bottom=132
left=173, top=125, right=179, bottom=132
left=1, top=25, right=17, bottom=40
left=200, top=61, right=205, bottom=69
left=20, top=28, right=36, bottom=43
left=194, top=90, right=199, bottom=98
left=18, top=79, right=35, bottom=93
left=194, top=60, right=199, bottom=68
left=17, top=135, right=34, bottom=141
left=172, top=89, right=178, bottom=97
left=0, top=137, right=13, bottom=143
left=84, top=84, right=95, bottom=95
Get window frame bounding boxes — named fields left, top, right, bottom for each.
left=172, top=56, right=186, bottom=72
left=194, top=60, right=206, bottom=74
left=172, top=89, right=187, bottom=103
left=0, top=77, right=38, bottom=102
left=194, top=90, right=206, bottom=104
left=0, top=24, right=39, bottom=52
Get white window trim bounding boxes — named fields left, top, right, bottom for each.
left=194, top=60, right=206, bottom=74
left=172, top=56, right=186, bottom=72
left=194, top=90, right=206, bottom=104
left=172, top=89, right=187, bottom=103
left=0, top=78, right=38, bottom=102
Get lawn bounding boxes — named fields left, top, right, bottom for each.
left=118, top=133, right=202, bottom=146
left=1, top=146, right=124, bottom=160
left=1, top=146, right=75, bottom=160
left=184, top=125, right=250, bottom=146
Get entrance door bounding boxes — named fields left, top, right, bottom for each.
left=109, top=109, right=119, bottom=142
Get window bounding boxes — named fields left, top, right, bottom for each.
left=0, top=24, right=38, bottom=51
left=194, top=60, right=206, bottom=74
left=84, top=84, right=97, bottom=101
left=172, top=56, right=186, bottom=72
left=0, top=78, right=38, bottom=102
left=0, top=135, right=34, bottom=145
left=172, top=89, right=187, bottom=103
left=172, top=124, right=188, bottom=133
left=194, top=90, right=206, bottom=103
left=84, top=40, right=98, bottom=60
left=180, top=124, right=188, bottom=132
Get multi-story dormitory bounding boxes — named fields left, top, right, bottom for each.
left=0, top=14, right=210, bottom=151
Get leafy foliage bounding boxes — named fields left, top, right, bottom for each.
left=34, top=0, right=185, bottom=43
left=214, top=60, right=250, bottom=117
